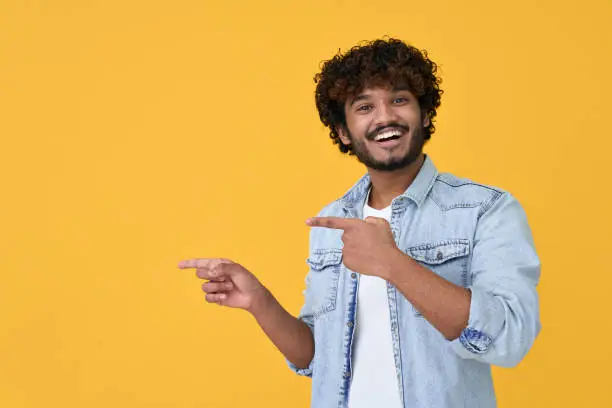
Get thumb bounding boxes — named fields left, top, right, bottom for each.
left=364, top=216, right=388, bottom=225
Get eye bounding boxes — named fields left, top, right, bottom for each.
left=356, top=104, right=372, bottom=112
left=393, top=97, right=409, bottom=104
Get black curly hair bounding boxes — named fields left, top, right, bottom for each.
left=314, top=38, right=443, bottom=155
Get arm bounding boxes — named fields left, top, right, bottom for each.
left=384, top=252, right=471, bottom=341
left=446, top=193, right=541, bottom=367
left=386, top=193, right=541, bottom=367
left=249, top=288, right=315, bottom=370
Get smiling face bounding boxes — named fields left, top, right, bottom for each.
left=337, top=86, right=430, bottom=172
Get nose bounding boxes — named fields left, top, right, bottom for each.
left=373, top=101, right=399, bottom=128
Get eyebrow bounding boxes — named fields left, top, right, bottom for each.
left=349, top=94, right=371, bottom=107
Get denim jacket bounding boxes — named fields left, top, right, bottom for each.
left=287, top=156, right=541, bottom=408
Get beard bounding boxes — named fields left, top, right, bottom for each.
left=346, top=123, right=426, bottom=171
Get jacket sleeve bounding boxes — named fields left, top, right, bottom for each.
left=448, top=192, right=542, bottom=367
left=285, top=268, right=316, bottom=377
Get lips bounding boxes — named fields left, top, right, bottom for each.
left=369, top=127, right=407, bottom=144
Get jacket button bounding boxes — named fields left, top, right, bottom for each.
left=344, top=371, right=351, bottom=378
left=436, top=251, right=443, bottom=260
left=351, top=273, right=357, bottom=279
left=347, top=321, right=354, bottom=328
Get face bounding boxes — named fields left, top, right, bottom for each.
left=338, top=86, right=430, bottom=172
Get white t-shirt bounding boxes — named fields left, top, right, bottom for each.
left=347, top=191, right=403, bottom=408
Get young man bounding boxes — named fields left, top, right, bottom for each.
left=178, top=38, right=541, bottom=408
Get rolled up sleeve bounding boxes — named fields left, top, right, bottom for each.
left=286, top=312, right=315, bottom=377
left=449, top=192, right=541, bottom=367
left=286, top=259, right=317, bottom=377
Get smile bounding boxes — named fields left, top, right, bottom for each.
left=373, top=128, right=403, bottom=142
left=369, top=127, right=406, bottom=148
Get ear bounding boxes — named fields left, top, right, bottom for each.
left=423, top=113, right=431, bottom=128
left=337, top=126, right=352, bottom=146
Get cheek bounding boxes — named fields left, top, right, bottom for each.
left=346, top=116, right=369, bottom=136
left=399, top=106, right=423, bottom=125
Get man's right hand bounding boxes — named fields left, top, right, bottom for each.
left=178, top=258, right=268, bottom=313
left=178, top=256, right=315, bottom=370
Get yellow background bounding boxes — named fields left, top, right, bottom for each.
left=1, top=0, right=611, bottom=406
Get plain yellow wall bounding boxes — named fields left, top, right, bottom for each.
left=1, top=0, right=611, bottom=407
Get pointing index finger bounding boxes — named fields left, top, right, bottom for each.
left=177, top=258, right=231, bottom=269
left=305, top=217, right=361, bottom=230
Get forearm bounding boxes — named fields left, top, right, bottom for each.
left=385, top=250, right=471, bottom=340
left=249, top=288, right=315, bottom=370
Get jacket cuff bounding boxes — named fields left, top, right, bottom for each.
left=286, top=315, right=314, bottom=377
left=449, top=287, right=504, bottom=357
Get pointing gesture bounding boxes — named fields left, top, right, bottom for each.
left=178, top=258, right=267, bottom=311
left=306, top=216, right=403, bottom=278
left=305, top=217, right=363, bottom=231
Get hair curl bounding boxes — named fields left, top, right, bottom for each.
left=314, top=38, right=443, bottom=155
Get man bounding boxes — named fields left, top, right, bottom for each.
left=178, top=38, right=541, bottom=408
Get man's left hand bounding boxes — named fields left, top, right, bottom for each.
left=306, top=216, right=402, bottom=278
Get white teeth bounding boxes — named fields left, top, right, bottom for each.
left=374, top=129, right=403, bottom=141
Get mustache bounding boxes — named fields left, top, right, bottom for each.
left=366, top=123, right=410, bottom=141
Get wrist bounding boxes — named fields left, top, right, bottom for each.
left=247, top=286, right=275, bottom=318
left=382, top=248, right=412, bottom=283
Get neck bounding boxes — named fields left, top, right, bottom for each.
left=367, top=154, right=425, bottom=210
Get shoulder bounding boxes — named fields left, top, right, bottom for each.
left=430, top=172, right=514, bottom=217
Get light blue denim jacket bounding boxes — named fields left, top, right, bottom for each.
left=287, top=156, right=541, bottom=408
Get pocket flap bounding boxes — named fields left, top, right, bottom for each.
left=408, top=239, right=470, bottom=264
left=306, top=249, right=343, bottom=270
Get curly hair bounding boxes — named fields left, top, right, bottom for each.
left=314, top=38, right=443, bottom=155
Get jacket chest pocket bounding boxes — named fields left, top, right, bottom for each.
left=405, top=239, right=471, bottom=316
left=306, top=249, right=343, bottom=318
